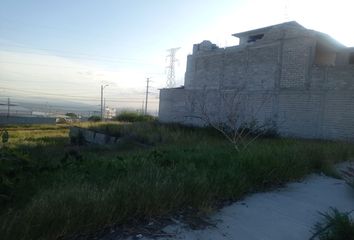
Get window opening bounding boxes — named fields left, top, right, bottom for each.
left=247, top=34, right=264, bottom=43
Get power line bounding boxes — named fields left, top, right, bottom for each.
left=166, top=47, right=180, bottom=88
left=8, top=103, right=95, bottom=110
left=1, top=61, right=165, bottom=83
left=0, top=87, right=159, bottom=103
left=0, top=16, right=122, bottom=45
left=0, top=60, right=92, bottom=70
left=0, top=87, right=99, bottom=99
left=0, top=73, right=91, bottom=86
left=9, top=97, right=159, bottom=104
left=1, top=73, right=162, bottom=101
left=0, top=45, right=161, bottom=66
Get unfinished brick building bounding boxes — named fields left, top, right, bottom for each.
left=158, top=21, right=354, bottom=141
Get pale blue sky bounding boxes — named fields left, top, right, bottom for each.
left=0, top=0, right=238, bottom=60
left=0, top=0, right=353, bottom=112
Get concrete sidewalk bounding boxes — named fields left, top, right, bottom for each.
left=142, top=173, right=354, bottom=240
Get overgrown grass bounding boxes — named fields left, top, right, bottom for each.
left=0, top=122, right=353, bottom=240
left=85, top=122, right=221, bottom=146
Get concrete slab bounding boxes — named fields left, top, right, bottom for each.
left=139, top=173, right=354, bottom=240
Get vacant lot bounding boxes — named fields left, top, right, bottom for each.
left=0, top=122, right=353, bottom=240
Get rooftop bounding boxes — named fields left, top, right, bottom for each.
left=232, top=21, right=304, bottom=38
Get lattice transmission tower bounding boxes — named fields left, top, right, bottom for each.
left=166, top=47, right=180, bottom=88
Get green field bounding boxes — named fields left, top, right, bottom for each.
left=0, top=122, right=353, bottom=240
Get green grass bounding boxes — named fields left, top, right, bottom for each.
left=0, top=122, right=353, bottom=240
left=311, top=208, right=354, bottom=240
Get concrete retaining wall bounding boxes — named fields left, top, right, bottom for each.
left=69, top=127, right=119, bottom=145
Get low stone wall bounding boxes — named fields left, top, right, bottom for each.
left=69, top=126, right=119, bottom=145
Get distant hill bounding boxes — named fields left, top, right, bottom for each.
left=0, top=98, right=99, bottom=117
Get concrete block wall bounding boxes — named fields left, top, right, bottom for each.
left=186, top=42, right=281, bottom=91
left=184, top=55, right=196, bottom=88
left=280, top=37, right=314, bottom=89
left=311, top=66, right=354, bottom=90
left=310, top=66, right=327, bottom=90
left=276, top=91, right=322, bottom=138
left=159, top=22, right=354, bottom=141
left=326, top=66, right=354, bottom=90
left=160, top=88, right=275, bottom=128
left=321, top=91, right=354, bottom=141
left=222, top=48, right=248, bottom=88
left=244, top=45, right=279, bottom=90
left=160, top=89, right=354, bottom=142
left=194, top=52, right=224, bottom=89
left=158, top=88, right=188, bottom=123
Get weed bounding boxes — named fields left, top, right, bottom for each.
left=311, top=208, right=354, bottom=240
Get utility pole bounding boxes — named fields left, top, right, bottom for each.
left=103, top=98, right=106, bottom=120
left=7, top=98, right=10, bottom=118
left=166, top=47, right=180, bottom=88
left=145, top=78, right=150, bottom=115
left=101, top=85, right=103, bottom=120
left=100, top=84, right=108, bottom=120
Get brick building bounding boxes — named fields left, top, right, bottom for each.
left=158, top=21, right=354, bottom=141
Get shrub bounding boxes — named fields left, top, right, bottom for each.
left=113, top=111, right=156, bottom=122
left=88, top=115, right=101, bottom=122
left=65, top=113, right=78, bottom=119
left=69, top=130, right=85, bottom=146
left=1, top=129, right=9, bottom=145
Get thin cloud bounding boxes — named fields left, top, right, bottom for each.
left=0, top=48, right=162, bottom=110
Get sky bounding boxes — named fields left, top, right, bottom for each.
left=0, top=0, right=353, bottom=113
